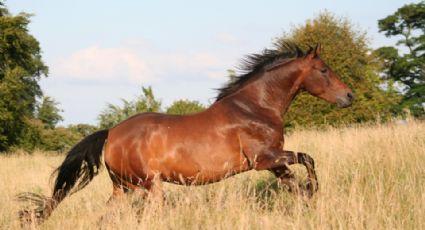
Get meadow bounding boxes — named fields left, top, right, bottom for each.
left=1, top=121, right=424, bottom=229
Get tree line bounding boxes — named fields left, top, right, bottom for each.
left=0, top=1, right=423, bottom=153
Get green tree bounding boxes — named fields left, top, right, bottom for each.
left=98, top=86, right=161, bottom=129
left=67, top=123, right=98, bottom=137
left=275, top=12, right=401, bottom=128
left=375, top=1, right=425, bottom=117
left=17, top=118, right=44, bottom=151
left=227, top=69, right=237, bottom=81
left=0, top=3, right=48, bottom=151
left=166, top=99, right=205, bottom=115
left=18, top=119, right=82, bottom=152
left=39, top=127, right=82, bottom=152
left=134, top=86, right=162, bottom=113
left=36, top=96, right=63, bottom=129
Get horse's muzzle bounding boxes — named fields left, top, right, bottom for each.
left=336, top=92, right=354, bottom=108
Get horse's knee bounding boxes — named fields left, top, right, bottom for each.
left=296, top=152, right=314, bottom=167
left=270, top=165, right=293, bottom=178
left=296, top=152, right=319, bottom=196
left=279, top=176, right=300, bottom=194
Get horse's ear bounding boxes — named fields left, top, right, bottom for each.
left=314, top=43, right=321, bottom=56
left=306, top=43, right=321, bottom=59
left=306, top=45, right=315, bottom=59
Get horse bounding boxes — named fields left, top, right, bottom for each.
left=18, top=43, right=354, bottom=224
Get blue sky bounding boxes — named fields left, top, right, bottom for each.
left=6, top=0, right=416, bottom=125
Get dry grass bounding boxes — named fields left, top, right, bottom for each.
left=1, top=121, right=424, bottom=229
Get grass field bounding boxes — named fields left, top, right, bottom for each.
left=1, top=121, right=424, bottom=229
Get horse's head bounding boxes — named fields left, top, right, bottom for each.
left=300, top=44, right=354, bottom=108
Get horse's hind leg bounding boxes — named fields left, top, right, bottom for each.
left=268, top=150, right=318, bottom=197
left=296, top=152, right=319, bottom=195
left=107, top=178, right=151, bottom=204
left=105, top=163, right=129, bottom=203
left=270, top=164, right=300, bottom=195
left=107, top=184, right=133, bottom=203
left=107, top=175, right=163, bottom=206
left=143, top=174, right=164, bottom=206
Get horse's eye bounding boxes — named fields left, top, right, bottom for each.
left=320, top=68, right=328, bottom=73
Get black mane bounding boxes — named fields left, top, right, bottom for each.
left=215, top=42, right=305, bottom=101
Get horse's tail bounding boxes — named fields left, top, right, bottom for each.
left=18, top=129, right=109, bottom=224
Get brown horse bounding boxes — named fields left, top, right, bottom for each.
left=18, top=43, right=353, bottom=223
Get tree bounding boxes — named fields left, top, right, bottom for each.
left=375, top=1, right=425, bottom=117
left=39, top=127, right=82, bottom=152
left=275, top=12, right=401, bottom=128
left=98, top=86, right=161, bottom=129
left=0, top=3, right=48, bottom=151
left=166, top=99, right=205, bottom=115
left=18, top=118, right=82, bottom=152
left=67, top=123, right=98, bottom=137
left=134, top=86, right=162, bottom=113
left=36, top=96, right=63, bottom=129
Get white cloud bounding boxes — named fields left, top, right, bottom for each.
left=53, top=43, right=229, bottom=83
left=156, top=52, right=222, bottom=74
left=54, top=46, right=156, bottom=83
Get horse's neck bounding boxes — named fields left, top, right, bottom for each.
left=273, top=69, right=303, bottom=115
left=229, top=68, right=302, bottom=119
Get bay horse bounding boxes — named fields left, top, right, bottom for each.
left=19, top=43, right=353, bottom=224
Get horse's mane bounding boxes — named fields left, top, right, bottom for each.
left=215, top=41, right=305, bottom=101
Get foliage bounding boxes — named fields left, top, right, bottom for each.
left=17, top=118, right=44, bottom=151
left=275, top=12, right=401, bottom=128
left=98, top=86, right=161, bottom=129
left=374, top=1, right=425, bottom=117
left=67, top=123, right=98, bottom=137
left=39, top=127, right=82, bottom=152
left=134, top=87, right=162, bottom=113
left=0, top=3, right=48, bottom=151
left=36, top=96, right=63, bottom=129
left=15, top=97, right=83, bottom=152
left=227, top=69, right=237, bottom=81
left=166, top=99, right=205, bottom=115
left=17, top=118, right=82, bottom=152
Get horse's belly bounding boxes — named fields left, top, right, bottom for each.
left=151, top=149, right=250, bottom=185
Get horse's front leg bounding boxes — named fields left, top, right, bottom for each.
left=255, top=150, right=318, bottom=198
left=269, top=164, right=300, bottom=195
left=295, top=151, right=319, bottom=196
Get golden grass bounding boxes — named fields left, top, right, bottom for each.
left=1, top=121, right=424, bottom=229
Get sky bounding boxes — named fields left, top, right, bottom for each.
left=6, top=0, right=417, bottom=125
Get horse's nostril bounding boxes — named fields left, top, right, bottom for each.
left=347, top=92, right=354, bottom=100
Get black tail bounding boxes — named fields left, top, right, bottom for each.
left=18, top=129, right=109, bottom=224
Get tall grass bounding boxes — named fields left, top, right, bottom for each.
left=1, top=121, right=424, bottom=229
